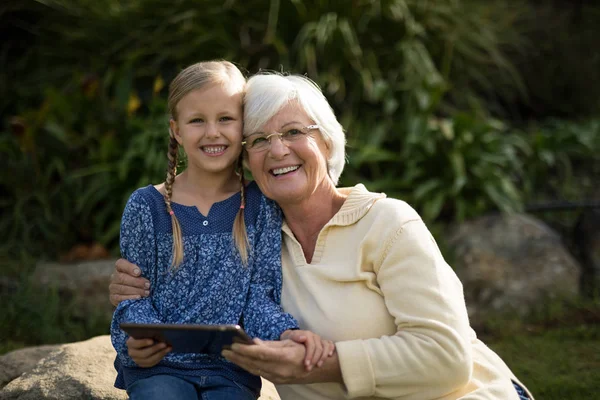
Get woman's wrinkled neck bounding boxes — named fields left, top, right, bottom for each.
left=280, top=179, right=347, bottom=241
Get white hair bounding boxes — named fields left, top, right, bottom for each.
left=243, top=73, right=346, bottom=185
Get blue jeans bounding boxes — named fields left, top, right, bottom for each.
left=127, top=374, right=258, bottom=400
left=513, top=380, right=531, bottom=400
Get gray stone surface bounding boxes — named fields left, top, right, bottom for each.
left=0, top=345, right=59, bottom=389
left=31, top=259, right=117, bottom=321
left=0, top=336, right=280, bottom=400
left=449, top=213, right=581, bottom=325
left=0, top=336, right=126, bottom=400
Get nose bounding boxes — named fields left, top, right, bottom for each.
left=268, top=134, right=290, bottom=159
left=206, top=123, right=220, bottom=138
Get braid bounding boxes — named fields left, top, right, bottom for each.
left=165, top=133, right=184, bottom=268
left=238, top=156, right=246, bottom=209
left=233, top=155, right=249, bottom=265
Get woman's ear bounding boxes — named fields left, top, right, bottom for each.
left=169, top=119, right=183, bottom=145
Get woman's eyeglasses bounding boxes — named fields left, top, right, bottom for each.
left=242, top=125, right=319, bottom=153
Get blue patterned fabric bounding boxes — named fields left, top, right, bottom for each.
left=513, top=381, right=531, bottom=399
left=110, top=181, right=298, bottom=390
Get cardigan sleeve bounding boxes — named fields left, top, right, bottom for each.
left=110, top=190, right=164, bottom=368
left=241, top=196, right=299, bottom=340
left=336, top=215, right=473, bottom=399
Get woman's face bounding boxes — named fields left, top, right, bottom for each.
left=245, top=103, right=331, bottom=205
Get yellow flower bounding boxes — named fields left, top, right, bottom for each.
left=127, top=92, right=141, bottom=116
left=153, top=75, right=165, bottom=95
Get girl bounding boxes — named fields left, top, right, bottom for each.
left=110, top=61, right=332, bottom=400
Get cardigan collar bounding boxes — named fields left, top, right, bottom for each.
left=281, top=183, right=386, bottom=236
left=327, top=184, right=386, bottom=227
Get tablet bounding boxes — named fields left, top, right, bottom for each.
left=119, top=323, right=253, bottom=354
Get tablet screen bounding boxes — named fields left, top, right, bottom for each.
left=120, top=323, right=253, bottom=354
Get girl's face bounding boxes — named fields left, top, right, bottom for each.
left=170, top=82, right=243, bottom=177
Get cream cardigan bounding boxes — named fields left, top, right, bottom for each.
left=276, top=184, right=533, bottom=400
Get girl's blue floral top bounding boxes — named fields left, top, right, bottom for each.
left=110, top=181, right=298, bottom=391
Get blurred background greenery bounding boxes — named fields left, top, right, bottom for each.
left=1, top=0, right=599, bottom=397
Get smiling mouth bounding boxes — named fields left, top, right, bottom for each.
left=271, top=166, right=300, bottom=176
left=201, top=145, right=227, bottom=154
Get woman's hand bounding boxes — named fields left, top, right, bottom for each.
left=280, top=329, right=335, bottom=371
left=109, top=258, right=150, bottom=306
left=126, top=337, right=171, bottom=368
left=223, top=338, right=343, bottom=385
left=222, top=338, right=310, bottom=384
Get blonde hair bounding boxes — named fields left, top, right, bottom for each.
left=243, top=73, right=346, bottom=184
left=165, top=60, right=249, bottom=268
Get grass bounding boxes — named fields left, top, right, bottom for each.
left=482, top=300, right=600, bottom=399
left=488, top=324, right=600, bottom=398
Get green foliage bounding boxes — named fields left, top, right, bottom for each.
left=1, top=0, right=598, bottom=258
left=515, top=118, right=600, bottom=242
left=342, top=111, right=532, bottom=222
left=406, top=115, right=529, bottom=221
left=2, top=0, right=528, bottom=114
left=0, top=0, right=532, bottom=256
left=524, top=119, right=600, bottom=203
left=0, top=70, right=177, bottom=258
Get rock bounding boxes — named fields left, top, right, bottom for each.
left=448, top=213, right=581, bottom=325
left=31, top=259, right=117, bottom=321
left=0, top=336, right=280, bottom=400
left=0, top=336, right=126, bottom=400
left=0, top=345, right=58, bottom=388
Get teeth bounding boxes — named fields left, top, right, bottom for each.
left=272, top=166, right=299, bottom=175
left=203, top=146, right=226, bottom=154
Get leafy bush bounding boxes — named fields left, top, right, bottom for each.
left=0, top=70, right=178, bottom=259
left=2, top=0, right=528, bottom=115
left=524, top=119, right=600, bottom=203
left=342, top=110, right=530, bottom=222
left=1, top=0, right=597, bottom=259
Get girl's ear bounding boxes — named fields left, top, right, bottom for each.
left=169, top=119, right=183, bottom=145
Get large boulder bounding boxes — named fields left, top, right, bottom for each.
left=448, top=213, right=581, bottom=325
left=31, top=259, right=117, bottom=321
left=0, top=345, right=58, bottom=389
left=0, top=336, right=280, bottom=400
left=0, top=336, right=126, bottom=400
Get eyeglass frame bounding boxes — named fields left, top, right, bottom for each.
left=241, top=124, right=320, bottom=153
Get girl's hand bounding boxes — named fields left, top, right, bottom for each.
left=280, top=330, right=335, bottom=371
left=126, top=337, right=171, bottom=368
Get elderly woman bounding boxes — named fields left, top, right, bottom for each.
left=110, top=72, right=534, bottom=400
